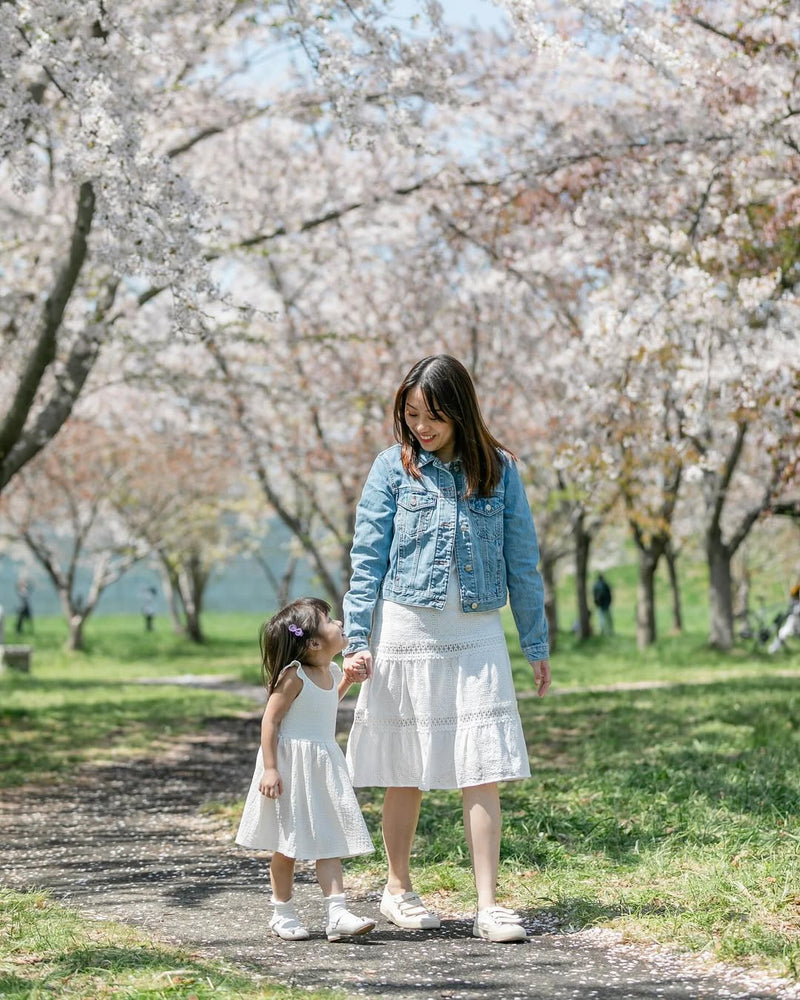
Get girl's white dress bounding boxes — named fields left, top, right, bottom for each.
left=236, top=661, right=374, bottom=861
left=346, top=566, right=531, bottom=791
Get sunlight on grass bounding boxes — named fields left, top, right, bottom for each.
left=3, top=599, right=800, bottom=982
left=0, top=888, right=342, bottom=1000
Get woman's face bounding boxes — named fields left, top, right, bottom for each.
left=404, top=386, right=456, bottom=463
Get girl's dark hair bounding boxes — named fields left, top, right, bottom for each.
left=260, top=597, right=330, bottom=693
left=393, top=355, right=511, bottom=497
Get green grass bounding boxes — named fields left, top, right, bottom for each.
left=0, top=888, right=342, bottom=1000
left=348, top=677, right=800, bottom=977
left=0, top=615, right=263, bottom=788
left=2, top=556, right=800, bottom=987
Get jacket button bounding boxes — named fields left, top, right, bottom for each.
left=471, top=602, right=478, bottom=609
left=465, top=564, right=472, bottom=572
left=485, top=503, right=491, bottom=511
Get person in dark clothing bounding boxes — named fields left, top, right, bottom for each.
left=592, top=572, right=613, bottom=636
left=142, top=587, right=157, bottom=632
left=15, top=578, right=33, bottom=635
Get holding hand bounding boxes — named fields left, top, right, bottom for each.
left=529, top=659, right=551, bottom=697
left=343, top=650, right=373, bottom=685
left=259, top=767, right=283, bottom=799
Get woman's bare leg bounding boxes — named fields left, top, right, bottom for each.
left=382, top=786, right=423, bottom=893
left=462, top=783, right=501, bottom=910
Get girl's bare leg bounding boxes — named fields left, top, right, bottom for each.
left=269, top=851, right=296, bottom=902
left=315, top=857, right=344, bottom=896
left=462, top=782, right=501, bottom=910
left=382, top=786, right=423, bottom=893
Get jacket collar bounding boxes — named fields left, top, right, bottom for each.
left=417, top=448, right=459, bottom=469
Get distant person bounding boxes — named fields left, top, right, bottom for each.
left=15, top=578, right=33, bottom=635
left=141, top=587, right=157, bottom=632
left=592, top=572, right=614, bottom=636
left=236, top=597, right=375, bottom=942
left=768, top=583, right=800, bottom=654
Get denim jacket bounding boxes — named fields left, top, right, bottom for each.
left=343, top=444, right=549, bottom=662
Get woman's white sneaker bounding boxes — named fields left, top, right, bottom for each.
left=472, top=906, right=527, bottom=943
left=380, top=887, right=441, bottom=929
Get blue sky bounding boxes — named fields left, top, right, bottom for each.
left=387, top=0, right=509, bottom=29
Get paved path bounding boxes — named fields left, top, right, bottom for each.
left=1, top=708, right=799, bottom=1000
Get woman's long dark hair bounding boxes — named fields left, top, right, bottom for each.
left=393, top=355, right=511, bottom=497
left=260, top=597, right=330, bottom=693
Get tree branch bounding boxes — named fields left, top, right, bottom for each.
left=0, top=181, right=95, bottom=487
left=0, top=275, right=117, bottom=491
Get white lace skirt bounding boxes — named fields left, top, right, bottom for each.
left=346, top=570, right=531, bottom=791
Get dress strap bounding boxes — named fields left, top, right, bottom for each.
left=276, top=659, right=303, bottom=685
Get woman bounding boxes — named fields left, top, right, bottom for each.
left=342, top=355, right=550, bottom=943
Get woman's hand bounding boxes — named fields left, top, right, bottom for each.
left=259, top=767, right=283, bottom=799
left=529, top=659, right=551, bottom=697
left=343, top=650, right=373, bottom=683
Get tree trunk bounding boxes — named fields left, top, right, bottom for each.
left=574, top=514, right=593, bottom=639
left=665, top=542, right=683, bottom=633
left=158, top=564, right=185, bottom=634
left=67, top=614, right=85, bottom=652
left=177, top=552, right=207, bottom=644
left=540, top=551, right=558, bottom=655
left=636, top=548, right=659, bottom=650
left=707, top=526, right=734, bottom=650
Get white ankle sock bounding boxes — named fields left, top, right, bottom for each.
left=324, top=892, right=347, bottom=920
left=273, top=897, right=298, bottom=918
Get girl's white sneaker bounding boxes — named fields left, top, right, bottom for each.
left=269, top=911, right=310, bottom=941
left=472, top=906, right=527, bottom=943
left=326, top=909, right=377, bottom=942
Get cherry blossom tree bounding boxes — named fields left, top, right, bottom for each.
left=0, top=0, right=466, bottom=495
left=105, top=413, right=247, bottom=643
left=0, top=420, right=147, bottom=649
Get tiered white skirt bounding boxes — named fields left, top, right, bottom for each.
left=346, top=574, right=531, bottom=791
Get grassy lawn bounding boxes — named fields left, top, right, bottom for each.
left=0, top=888, right=342, bottom=1000
left=348, top=675, right=800, bottom=980
left=1, top=556, right=799, bottom=989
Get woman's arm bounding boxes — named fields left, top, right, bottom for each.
left=342, top=451, right=397, bottom=655
left=258, top=668, right=302, bottom=798
left=502, top=457, right=550, bottom=663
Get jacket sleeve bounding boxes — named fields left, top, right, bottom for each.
left=342, top=451, right=397, bottom=654
left=502, top=457, right=549, bottom=661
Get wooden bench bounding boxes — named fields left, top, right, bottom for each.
left=0, top=645, right=33, bottom=673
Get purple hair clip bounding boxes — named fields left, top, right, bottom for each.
left=287, top=623, right=304, bottom=637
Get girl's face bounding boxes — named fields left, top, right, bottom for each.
left=404, top=387, right=456, bottom=463
left=313, top=614, right=347, bottom=659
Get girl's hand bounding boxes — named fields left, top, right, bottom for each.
left=343, top=650, right=373, bottom=683
left=529, top=659, right=551, bottom=697
left=259, top=768, right=283, bottom=799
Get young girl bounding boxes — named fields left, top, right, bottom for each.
left=342, top=355, right=551, bottom=943
left=236, top=597, right=375, bottom=942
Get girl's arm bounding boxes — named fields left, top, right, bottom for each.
left=258, top=667, right=302, bottom=798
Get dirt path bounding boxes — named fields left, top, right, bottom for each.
left=1, top=707, right=799, bottom=1000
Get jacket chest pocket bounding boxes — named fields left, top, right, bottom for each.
left=396, top=489, right=438, bottom=540
left=466, top=495, right=505, bottom=541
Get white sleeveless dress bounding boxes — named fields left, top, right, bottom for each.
left=236, top=662, right=374, bottom=861
left=346, top=565, right=531, bottom=791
